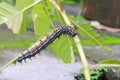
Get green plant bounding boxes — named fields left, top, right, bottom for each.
left=0, top=0, right=120, bottom=80
left=75, top=68, right=108, bottom=80
left=0, top=0, right=15, bottom=5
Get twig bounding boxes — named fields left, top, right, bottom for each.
left=49, top=0, right=90, bottom=80
left=0, top=54, right=21, bottom=71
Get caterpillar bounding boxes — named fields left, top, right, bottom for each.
left=17, top=26, right=77, bottom=63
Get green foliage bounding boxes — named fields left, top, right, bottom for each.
left=0, top=2, right=28, bottom=34
left=6, top=13, right=24, bottom=34
left=0, top=2, right=19, bottom=23
left=18, top=9, right=32, bottom=35
left=0, top=0, right=41, bottom=34
left=103, top=35, right=120, bottom=45
left=0, top=40, right=35, bottom=48
left=0, top=36, right=36, bottom=48
left=77, top=68, right=108, bottom=80
left=81, top=35, right=120, bottom=45
left=0, top=0, right=15, bottom=5
left=74, top=16, right=86, bottom=22
left=12, top=0, right=33, bottom=34
left=71, top=16, right=120, bottom=45
left=0, top=1, right=32, bottom=34
left=16, top=0, right=34, bottom=10
left=51, top=35, right=75, bottom=63
left=70, top=19, right=112, bottom=54
left=32, top=2, right=52, bottom=37
left=6, top=9, right=32, bottom=34
left=0, top=2, right=18, bottom=18
left=78, top=23, right=103, bottom=45
left=100, top=59, right=120, bottom=64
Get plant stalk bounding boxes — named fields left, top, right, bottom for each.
left=0, top=54, right=21, bottom=71
left=49, top=0, right=90, bottom=80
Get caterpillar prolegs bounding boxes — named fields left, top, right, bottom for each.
left=17, top=26, right=77, bottom=63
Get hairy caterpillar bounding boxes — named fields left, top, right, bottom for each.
left=17, top=26, right=77, bottom=63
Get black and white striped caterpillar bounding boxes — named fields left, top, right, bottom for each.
left=17, top=26, right=77, bottom=63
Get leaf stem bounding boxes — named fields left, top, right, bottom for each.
left=0, top=54, right=21, bottom=71
left=49, top=0, right=90, bottom=80
left=54, top=7, right=64, bottom=25
left=18, top=0, right=41, bottom=14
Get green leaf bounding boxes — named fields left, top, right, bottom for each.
left=6, top=8, right=31, bottom=34
left=32, top=2, right=51, bottom=37
left=0, top=2, right=18, bottom=17
left=0, top=17, right=4, bottom=22
left=100, top=59, right=120, bottom=64
left=74, top=16, right=86, bottom=21
left=13, top=0, right=35, bottom=34
left=70, top=19, right=112, bottom=54
left=12, top=60, right=17, bottom=65
left=0, top=0, right=2, bottom=3
left=51, top=35, right=75, bottom=63
left=18, top=9, right=32, bottom=35
left=70, top=38, right=79, bottom=54
left=6, top=13, right=23, bottom=34
left=79, top=23, right=103, bottom=44
left=0, top=2, right=19, bottom=24
left=4, top=0, right=15, bottom=5
left=2, top=0, right=41, bottom=34
left=16, top=0, right=34, bottom=10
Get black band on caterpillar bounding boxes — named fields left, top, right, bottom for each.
left=17, top=26, right=77, bottom=63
